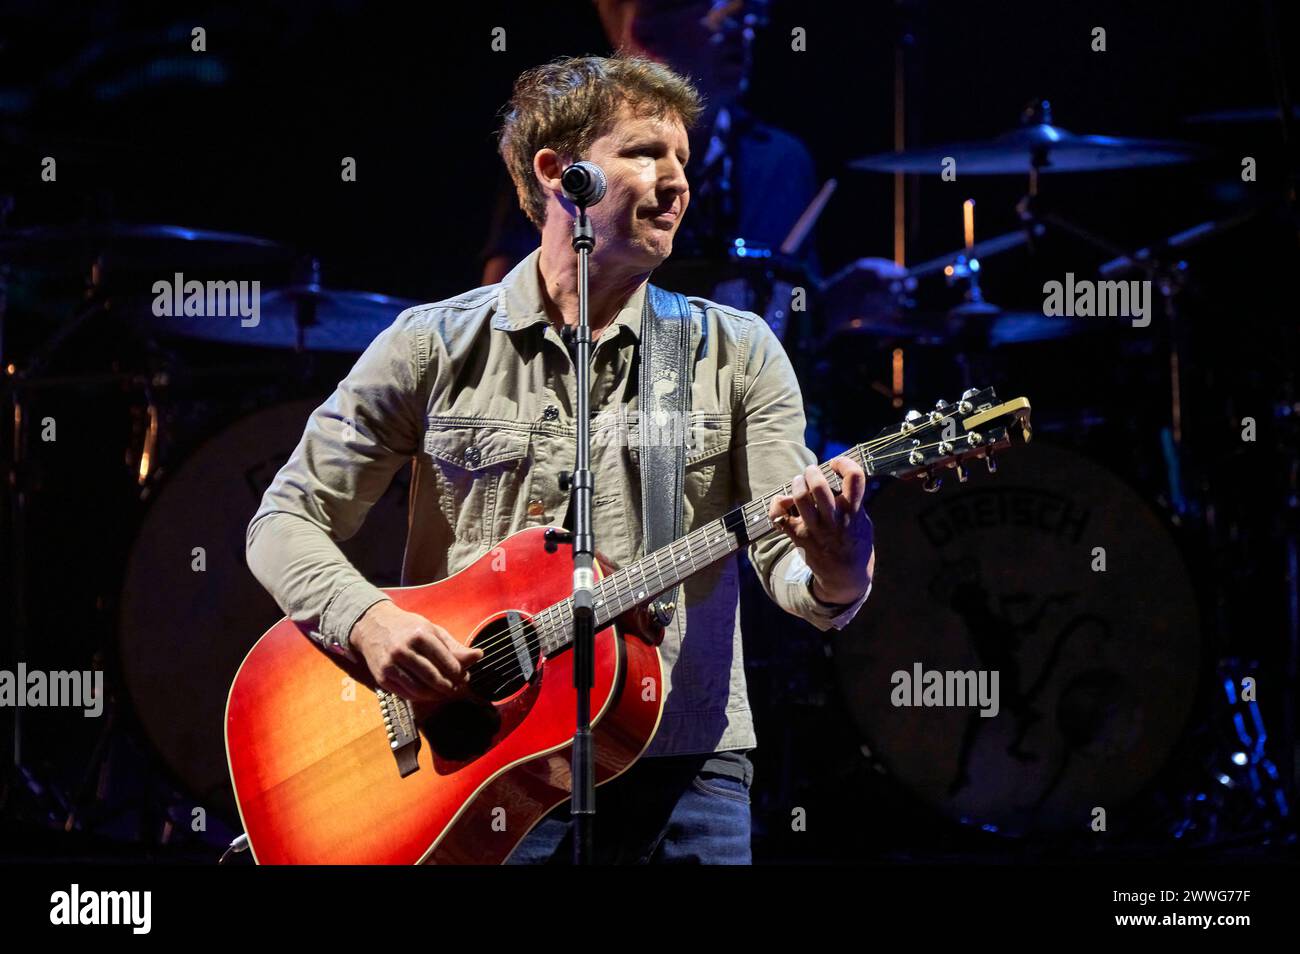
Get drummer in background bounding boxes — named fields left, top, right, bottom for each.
left=480, top=0, right=823, bottom=284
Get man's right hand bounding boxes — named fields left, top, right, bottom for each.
left=348, top=601, right=485, bottom=703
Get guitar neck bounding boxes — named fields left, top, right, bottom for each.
left=534, top=447, right=863, bottom=657
left=528, top=390, right=1031, bottom=656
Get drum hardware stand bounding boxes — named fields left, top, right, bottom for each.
left=1166, top=658, right=1293, bottom=844
left=0, top=194, right=71, bottom=824
left=287, top=256, right=324, bottom=354
left=1261, top=0, right=1299, bottom=226
left=1016, top=181, right=1199, bottom=517
left=58, top=687, right=154, bottom=840
left=1276, top=393, right=1300, bottom=805
left=0, top=225, right=139, bottom=833
left=889, top=0, right=926, bottom=267
left=60, top=688, right=122, bottom=834
left=942, top=199, right=1002, bottom=391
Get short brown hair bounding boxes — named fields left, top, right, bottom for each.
left=497, top=55, right=704, bottom=229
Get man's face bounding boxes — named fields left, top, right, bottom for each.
left=577, top=104, right=691, bottom=267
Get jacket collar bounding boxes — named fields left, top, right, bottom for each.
left=492, top=246, right=650, bottom=342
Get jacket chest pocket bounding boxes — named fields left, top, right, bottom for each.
left=423, top=420, right=532, bottom=547
left=628, top=414, right=733, bottom=530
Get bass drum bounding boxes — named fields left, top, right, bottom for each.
left=118, top=399, right=410, bottom=817
left=833, top=441, right=1201, bottom=836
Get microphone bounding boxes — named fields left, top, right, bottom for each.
left=561, top=161, right=607, bottom=208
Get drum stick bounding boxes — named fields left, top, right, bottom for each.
left=780, top=178, right=837, bottom=256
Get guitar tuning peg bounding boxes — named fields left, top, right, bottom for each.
left=985, top=452, right=998, bottom=474
left=921, top=472, right=943, bottom=493
left=954, top=462, right=969, bottom=483
left=961, top=387, right=979, bottom=402
left=934, top=398, right=951, bottom=411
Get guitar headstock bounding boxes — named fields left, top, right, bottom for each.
left=851, top=386, right=1032, bottom=492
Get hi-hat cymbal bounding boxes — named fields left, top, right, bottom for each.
left=850, top=124, right=1208, bottom=175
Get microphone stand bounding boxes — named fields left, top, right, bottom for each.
left=545, top=202, right=598, bottom=864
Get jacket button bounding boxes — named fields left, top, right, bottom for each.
left=543, top=404, right=559, bottom=421
left=527, top=498, right=545, bottom=517
left=464, top=445, right=481, bottom=466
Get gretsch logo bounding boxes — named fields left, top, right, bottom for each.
left=918, top=487, right=1090, bottom=547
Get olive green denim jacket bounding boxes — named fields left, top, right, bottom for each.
left=246, top=247, right=869, bottom=755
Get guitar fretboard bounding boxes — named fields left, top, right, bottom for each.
left=528, top=446, right=862, bottom=656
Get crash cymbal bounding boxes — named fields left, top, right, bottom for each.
left=850, top=124, right=1208, bottom=175
left=0, top=222, right=295, bottom=269
left=130, top=283, right=421, bottom=352
left=1184, top=105, right=1300, bottom=125
left=823, top=299, right=1116, bottom=349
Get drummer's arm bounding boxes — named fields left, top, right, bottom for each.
left=245, top=309, right=426, bottom=659
left=733, top=316, right=872, bottom=632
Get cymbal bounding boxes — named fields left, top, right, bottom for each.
left=1184, top=105, right=1300, bottom=125
left=0, top=122, right=156, bottom=166
left=850, top=124, right=1208, bottom=175
left=130, top=283, right=421, bottom=352
left=820, top=305, right=948, bottom=344
left=823, top=304, right=1118, bottom=348
left=0, top=222, right=295, bottom=269
left=985, top=310, right=1118, bottom=346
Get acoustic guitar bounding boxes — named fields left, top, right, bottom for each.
left=225, top=387, right=1031, bottom=863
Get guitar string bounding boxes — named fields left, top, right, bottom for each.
left=469, top=423, right=990, bottom=695
left=467, top=413, right=985, bottom=684
left=466, top=424, right=923, bottom=680
left=470, top=420, right=980, bottom=687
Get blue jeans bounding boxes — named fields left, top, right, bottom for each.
left=504, top=753, right=753, bottom=864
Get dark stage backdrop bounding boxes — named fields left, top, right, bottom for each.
left=0, top=0, right=1296, bottom=864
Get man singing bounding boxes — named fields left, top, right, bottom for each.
left=246, top=54, right=874, bottom=864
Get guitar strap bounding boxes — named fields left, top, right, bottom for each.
left=639, top=284, right=697, bottom=629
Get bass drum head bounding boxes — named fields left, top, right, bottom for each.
left=118, top=399, right=410, bottom=816
left=834, top=441, right=1200, bottom=836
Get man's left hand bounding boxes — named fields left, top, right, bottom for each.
left=767, top=457, right=875, bottom=605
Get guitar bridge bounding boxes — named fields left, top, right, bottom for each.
left=378, top=689, right=421, bottom=777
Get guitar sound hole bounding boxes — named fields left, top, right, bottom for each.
left=465, top=613, right=542, bottom=703
left=420, top=612, right=539, bottom=762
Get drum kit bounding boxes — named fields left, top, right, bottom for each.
left=0, top=215, right=419, bottom=825
left=741, top=102, right=1294, bottom=854
left=1, top=99, right=1291, bottom=856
